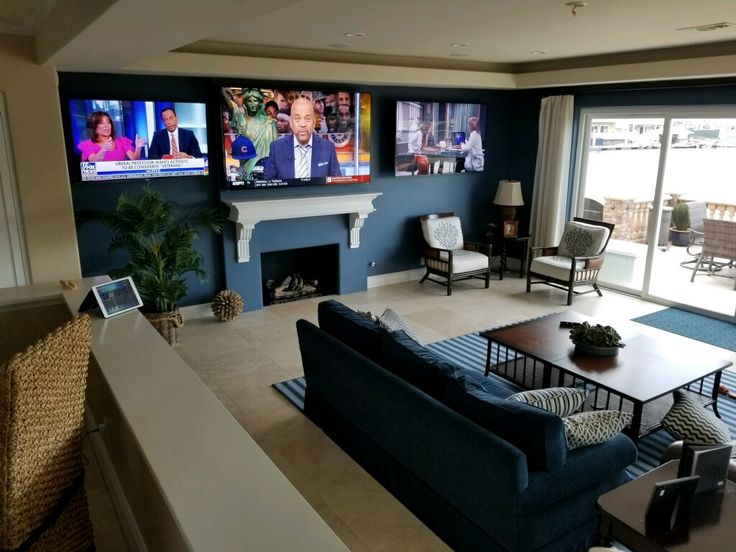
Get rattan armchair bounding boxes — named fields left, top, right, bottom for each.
left=690, top=218, right=736, bottom=288
left=419, top=212, right=491, bottom=296
left=526, top=217, right=615, bottom=305
left=0, top=314, right=94, bottom=551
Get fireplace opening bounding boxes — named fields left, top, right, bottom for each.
left=261, top=244, right=338, bottom=305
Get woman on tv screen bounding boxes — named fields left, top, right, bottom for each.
left=77, top=111, right=144, bottom=162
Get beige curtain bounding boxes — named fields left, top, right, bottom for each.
left=529, top=95, right=575, bottom=247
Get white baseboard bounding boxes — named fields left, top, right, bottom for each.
left=367, top=268, right=425, bottom=288
left=85, top=410, right=147, bottom=552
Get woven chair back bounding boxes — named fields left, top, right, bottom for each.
left=0, top=314, right=93, bottom=550
left=702, top=219, right=736, bottom=260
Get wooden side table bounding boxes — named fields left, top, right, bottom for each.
left=597, top=460, right=736, bottom=551
left=496, top=235, right=530, bottom=280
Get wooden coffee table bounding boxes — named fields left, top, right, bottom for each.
left=480, top=311, right=733, bottom=441
left=597, top=460, right=736, bottom=551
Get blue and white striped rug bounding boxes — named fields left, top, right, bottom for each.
left=274, top=332, right=736, bottom=477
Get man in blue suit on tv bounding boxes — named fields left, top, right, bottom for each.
left=263, top=98, right=341, bottom=180
left=147, top=107, right=203, bottom=159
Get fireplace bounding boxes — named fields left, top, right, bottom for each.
left=261, top=244, right=338, bottom=305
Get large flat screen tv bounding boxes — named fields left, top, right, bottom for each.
left=395, top=100, right=486, bottom=176
left=67, top=99, right=208, bottom=181
left=221, top=87, right=371, bottom=189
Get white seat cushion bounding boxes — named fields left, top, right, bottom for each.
left=422, top=216, right=464, bottom=250
left=441, top=249, right=488, bottom=273
left=530, top=256, right=585, bottom=280
left=557, top=221, right=609, bottom=258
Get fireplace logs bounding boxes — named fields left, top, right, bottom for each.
left=266, top=273, right=321, bottom=304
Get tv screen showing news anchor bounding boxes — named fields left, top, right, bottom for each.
left=67, top=99, right=209, bottom=181
left=221, top=87, right=371, bottom=189
left=395, top=100, right=486, bottom=177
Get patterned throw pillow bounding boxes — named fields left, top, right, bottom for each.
left=422, top=216, right=464, bottom=250
left=563, top=410, right=632, bottom=450
left=557, top=221, right=609, bottom=258
left=378, top=308, right=420, bottom=343
left=509, top=387, right=589, bottom=417
left=662, top=390, right=732, bottom=444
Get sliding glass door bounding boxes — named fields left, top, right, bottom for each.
left=574, top=108, right=736, bottom=318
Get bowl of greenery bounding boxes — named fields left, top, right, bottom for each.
left=569, top=321, right=625, bottom=356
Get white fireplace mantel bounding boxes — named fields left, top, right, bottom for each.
left=224, top=193, right=382, bottom=262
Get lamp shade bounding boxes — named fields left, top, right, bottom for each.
left=493, top=180, right=524, bottom=206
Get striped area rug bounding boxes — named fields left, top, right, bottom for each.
left=274, top=332, right=736, bottom=477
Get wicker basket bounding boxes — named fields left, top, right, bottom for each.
left=144, top=309, right=184, bottom=346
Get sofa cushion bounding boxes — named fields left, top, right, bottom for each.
left=317, top=300, right=385, bottom=364
left=445, top=376, right=568, bottom=471
left=662, top=389, right=732, bottom=444
left=563, top=411, right=632, bottom=450
left=380, top=330, right=463, bottom=399
left=509, top=387, right=588, bottom=417
left=378, top=308, right=420, bottom=343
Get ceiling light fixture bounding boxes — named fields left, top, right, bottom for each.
left=450, top=42, right=469, bottom=47
left=343, top=32, right=365, bottom=38
left=565, top=1, right=588, bottom=17
left=530, top=50, right=548, bottom=55
left=676, top=21, right=734, bottom=32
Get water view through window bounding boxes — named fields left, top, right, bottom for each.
left=576, top=114, right=736, bottom=317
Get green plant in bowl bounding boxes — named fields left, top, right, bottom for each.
left=569, top=322, right=625, bottom=356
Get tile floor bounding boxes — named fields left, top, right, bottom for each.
left=166, top=276, right=666, bottom=551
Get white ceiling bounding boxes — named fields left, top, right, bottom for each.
left=3, top=0, right=736, bottom=74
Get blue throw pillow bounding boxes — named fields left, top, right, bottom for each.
left=445, top=376, right=567, bottom=471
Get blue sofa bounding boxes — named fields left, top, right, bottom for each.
left=296, top=300, right=637, bottom=552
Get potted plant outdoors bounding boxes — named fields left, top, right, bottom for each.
left=669, top=202, right=691, bottom=247
left=569, top=321, right=626, bottom=356
left=77, top=185, right=223, bottom=345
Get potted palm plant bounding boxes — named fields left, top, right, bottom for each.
left=669, top=202, right=691, bottom=247
left=77, top=185, right=223, bottom=345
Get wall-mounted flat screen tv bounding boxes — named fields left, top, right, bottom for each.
left=395, top=100, right=486, bottom=176
left=221, top=87, right=371, bottom=189
left=67, top=99, right=208, bottom=181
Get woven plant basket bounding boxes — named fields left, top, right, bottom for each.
left=145, top=309, right=184, bottom=346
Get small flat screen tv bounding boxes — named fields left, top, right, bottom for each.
left=67, top=99, right=208, bottom=181
left=395, top=100, right=486, bottom=176
left=221, top=87, right=371, bottom=189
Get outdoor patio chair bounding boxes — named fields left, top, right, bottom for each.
left=680, top=201, right=708, bottom=268
left=526, top=217, right=615, bottom=305
left=690, top=218, right=736, bottom=288
left=419, top=212, right=491, bottom=296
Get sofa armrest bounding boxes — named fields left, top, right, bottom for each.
left=521, top=433, right=637, bottom=511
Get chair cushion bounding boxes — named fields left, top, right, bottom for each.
left=557, top=221, right=609, bottom=258
left=422, top=216, right=464, bottom=250
left=530, top=256, right=585, bottom=280
left=438, top=249, right=488, bottom=273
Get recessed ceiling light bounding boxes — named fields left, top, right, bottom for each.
left=676, top=21, right=734, bottom=32
left=450, top=42, right=469, bottom=47
left=343, top=32, right=365, bottom=38
left=530, top=50, right=548, bottom=55
left=328, top=43, right=350, bottom=49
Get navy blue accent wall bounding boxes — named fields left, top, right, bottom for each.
left=59, top=73, right=225, bottom=308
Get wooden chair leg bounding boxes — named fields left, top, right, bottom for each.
left=566, top=286, right=574, bottom=306
left=420, top=270, right=430, bottom=284
left=484, top=269, right=491, bottom=289
left=447, top=277, right=452, bottom=296
left=593, top=283, right=603, bottom=297
left=526, top=274, right=532, bottom=293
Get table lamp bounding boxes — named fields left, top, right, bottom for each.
left=494, top=180, right=524, bottom=222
